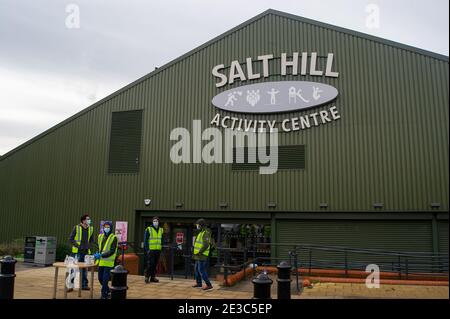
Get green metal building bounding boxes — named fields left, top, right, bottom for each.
left=0, top=10, right=448, bottom=268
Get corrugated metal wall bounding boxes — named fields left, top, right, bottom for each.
left=276, top=219, right=434, bottom=269
left=276, top=220, right=434, bottom=253
left=438, top=221, right=449, bottom=254
left=0, top=12, right=448, bottom=248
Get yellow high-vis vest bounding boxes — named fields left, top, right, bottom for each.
left=72, top=225, right=93, bottom=254
left=193, top=230, right=210, bottom=256
left=146, top=226, right=163, bottom=250
left=97, top=233, right=118, bottom=267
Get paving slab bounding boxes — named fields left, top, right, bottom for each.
left=10, top=264, right=449, bottom=299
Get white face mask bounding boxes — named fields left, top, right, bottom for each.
left=153, top=221, right=159, bottom=228
left=196, top=224, right=200, bottom=230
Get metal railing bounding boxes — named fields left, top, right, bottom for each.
left=290, top=243, right=449, bottom=278
left=116, top=241, right=449, bottom=292
left=215, top=243, right=448, bottom=292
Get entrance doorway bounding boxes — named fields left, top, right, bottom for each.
left=137, top=213, right=271, bottom=278
left=140, top=220, right=194, bottom=276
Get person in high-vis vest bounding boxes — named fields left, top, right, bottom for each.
left=192, top=219, right=213, bottom=291
left=144, top=216, right=163, bottom=283
left=94, top=221, right=118, bottom=299
left=68, top=214, right=94, bottom=291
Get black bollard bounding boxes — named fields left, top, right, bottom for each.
left=277, top=261, right=292, bottom=299
left=252, top=272, right=273, bottom=299
left=0, top=256, right=17, bottom=299
left=110, top=265, right=128, bottom=299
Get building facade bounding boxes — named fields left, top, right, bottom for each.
left=0, top=10, right=448, bottom=271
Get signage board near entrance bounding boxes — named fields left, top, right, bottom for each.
left=115, top=221, right=128, bottom=243
left=176, top=232, right=184, bottom=245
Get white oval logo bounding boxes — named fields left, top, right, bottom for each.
left=212, top=81, right=338, bottom=114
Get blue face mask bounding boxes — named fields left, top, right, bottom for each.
left=104, top=228, right=110, bottom=234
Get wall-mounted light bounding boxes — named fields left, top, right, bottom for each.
left=373, top=202, right=383, bottom=209
left=219, top=202, right=228, bottom=208
left=319, top=203, right=328, bottom=209
left=431, top=202, right=441, bottom=209
left=175, top=202, right=183, bottom=208
left=267, top=202, right=277, bottom=208
left=144, top=199, right=152, bottom=206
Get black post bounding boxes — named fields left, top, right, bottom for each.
left=309, top=249, right=312, bottom=275
left=121, top=242, right=125, bottom=266
left=110, top=265, right=128, bottom=299
left=170, top=245, right=174, bottom=280
left=252, top=272, right=273, bottom=299
left=277, top=261, right=292, bottom=299
left=405, top=257, right=408, bottom=280
left=224, top=250, right=229, bottom=285
left=243, top=243, right=247, bottom=281
left=0, top=256, right=17, bottom=299
left=217, top=225, right=221, bottom=266
left=344, top=250, right=348, bottom=276
left=293, top=252, right=301, bottom=293
left=184, top=248, right=191, bottom=279
left=243, top=247, right=247, bottom=268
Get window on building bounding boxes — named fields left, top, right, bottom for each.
left=231, top=145, right=305, bottom=171
left=108, top=110, right=143, bottom=174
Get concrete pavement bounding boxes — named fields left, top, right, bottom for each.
left=12, top=265, right=449, bottom=299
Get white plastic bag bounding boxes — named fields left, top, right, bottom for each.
left=84, top=255, right=95, bottom=265
left=64, top=255, right=76, bottom=267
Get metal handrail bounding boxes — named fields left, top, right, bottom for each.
left=117, top=241, right=448, bottom=287
left=214, top=242, right=448, bottom=287
left=251, top=242, right=449, bottom=258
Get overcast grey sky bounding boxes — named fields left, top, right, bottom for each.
left=0, top=0, right=448, bottom=156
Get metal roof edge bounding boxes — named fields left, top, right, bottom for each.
left=1, top=8, right=448, bottom=161
left=267, top=9, right=449, bottom=62
left=0, top=10, right=271, bottom=161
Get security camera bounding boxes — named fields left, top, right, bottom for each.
left=144, top=199, right=152, bottom=206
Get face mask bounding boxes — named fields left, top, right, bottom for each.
left=86, top=219, right=91, bottom=226
left=104, top=228, right=110, bottom=234
left=153, top=221, right=159, bottom=228
left=196, top=224, right=200, bottom=230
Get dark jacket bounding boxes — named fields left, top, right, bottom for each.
left=143, top=225, right=163, bottom=252
left=192, top=228, right=211, bottom=261
left=99, top=232, right=118, bottom=258
left=69, top=224, right=94, bottom=253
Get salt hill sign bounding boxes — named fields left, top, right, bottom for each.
left=210, top=52, right=342, bottom=132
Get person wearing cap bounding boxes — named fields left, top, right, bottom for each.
left=68, top=214, right=94, bottom=291
left=144, top=216, right=164, bottom=283
left=94, top=221, right=118, bottom=299
left=192, top=219, right=213, bottom=291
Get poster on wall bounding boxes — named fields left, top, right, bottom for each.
left=115, top=221, right=128, bottom=243
left=99, top=220, right=113, bottom=235
left=176, top=232, right=184, bottom=245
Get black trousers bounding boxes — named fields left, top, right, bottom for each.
left=145, top=250, right=161, bottom=278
